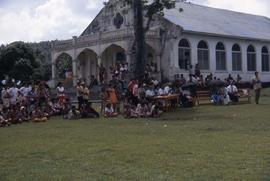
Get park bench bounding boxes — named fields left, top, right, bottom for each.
left=197, top=90, right=211, bottom=105
left=237, top=88, right=251, bottom=103
left=154, top=94, right=180, bottom=111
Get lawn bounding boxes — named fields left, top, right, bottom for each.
left=1, top=91, right=270, bottom=181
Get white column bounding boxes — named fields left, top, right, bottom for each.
left=242, top=44, right=248, bottom=74
left=126, top=52, right=131, bottom=67
left=209, top=41, right=216, bottom=73
left=72, top=36, right=77, bottom=86
left=96, top=55, right=102, bottom=82
left=256, top=45, right=262, bottom=72
left=51, top=61, right=56, bottom=88
left=190, top=39, right=198, bottom=66
left=72, top=59, right=78, bottom=86
left=226, top=42, right=232, bottom=73
left=97, top=55, right=102, bottom=66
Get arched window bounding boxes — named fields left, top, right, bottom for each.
left=178, top=39, right=191, bottom=69
left=262, top=46, right=269, bottom=72
left=197, top=40, right=209, bottom=70
left=232, top=44, right=242, bottom=71
left=247, top=45, right=256, bottom=71
left=216, top=42, right=226, bottom=70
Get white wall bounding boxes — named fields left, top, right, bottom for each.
left=164, top=33, right=270, bottom=82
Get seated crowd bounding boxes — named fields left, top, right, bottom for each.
left=0, top=63, right=251, bottom=127
left=0, top=80, right=59, bottom=127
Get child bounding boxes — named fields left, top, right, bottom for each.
left=147, top=102, right=163, bottom=118
left=8, top=105, right=23, bottom=124
left=32, top=108, right=48, bottom=122
left=0, top=114, right=10, bottom=127
left=80, top=103, right=100, bottom=119
left=0, top=106, right=10, bottom=127
left=104, top=103, right=118, bottom=117
left=64, top=106, right=81, bottom=120
left=18, top=106, right=30, bottom=122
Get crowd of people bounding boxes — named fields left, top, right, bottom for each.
left=0, top=63, right=263, bottom=127
left=0, top=80, right=56, bottom=127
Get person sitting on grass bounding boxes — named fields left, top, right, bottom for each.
left=211, top=88, right=222, bottom=105
left=64, top=106, right=81, bottom=120
left=0, top=107, right=11, bottom=127
left=226, top=81, right=239, bottom=103
left=180, top=89, right=194, bottom=108
left=123, top=98, right=136, bottom=118
left=104, top=103, right=118, bottom=117
left=135, top=103, right=144, bottom=118
left=0, top=114, right=10, bottom=127
left=80, top=103, right=100, bottom=119
left=31, top=107, right=48, bottom=123
left=18, top=106, right=30, bottom=122
left=8, top=105, right=23, bottom=124
left=146, top=101, right=163, bottom=118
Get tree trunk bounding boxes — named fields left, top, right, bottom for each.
left=133, top=0, right=145, bottom=80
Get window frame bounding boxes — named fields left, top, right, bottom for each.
left=215, top=42, right=226, bottom=71
left=232, top=44, right=242, bottom=72
left=247, top=45, right=256, bottom=72
left=262, top=46, right=270, bottom=72
left=197, top=40, right=209, bottom=70
left=178, top=39, right=191, bottom=70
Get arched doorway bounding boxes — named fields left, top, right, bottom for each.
left=101, top=44, right=126, bottom=80
left=77, top=49, right=98, bottom=85
left=55, top=53, right=73, bottom=87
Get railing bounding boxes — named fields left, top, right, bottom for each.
left=53, top=28, right=160, bottom=51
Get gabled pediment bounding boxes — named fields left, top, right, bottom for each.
left=80, top=0, right=132, bottom=37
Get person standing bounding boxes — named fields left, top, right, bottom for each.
left=76, top=82, right=84, bottom=109
left=57, top=82, right=65, bottom=108
left=252, top=72, right=262, bottom=104
left=226, top=81, right=239, bottom=103
left=82, top=83, right=90, bottom=106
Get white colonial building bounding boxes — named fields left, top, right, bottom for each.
left=51, top=0, right=270, bottom=86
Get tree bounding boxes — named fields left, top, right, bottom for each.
left=11, top=58, right=34, bottom=80
left=0, top=42, right=40, bottom=81
left=132, top=0, right=176, bottom=79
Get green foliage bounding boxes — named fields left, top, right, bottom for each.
left=0, top=42, right=38, bottom=80
left=0, top=41, right=52, bottom=81
left=11, top=58, right=34, bottom=80
left=144, top=0, right=176, bottom=17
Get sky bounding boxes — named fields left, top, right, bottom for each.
left=0, top=0, right=270, bottom=44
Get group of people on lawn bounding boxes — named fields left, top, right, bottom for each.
left=0, top=62, right=263, bottom=127
left=0, top=80, right=56, bottom=127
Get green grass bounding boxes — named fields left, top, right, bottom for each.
left=1, top=90, right=270, bottom=181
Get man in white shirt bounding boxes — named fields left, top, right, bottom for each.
left=145, top=88, right=155, bottom=97
left=164, top=84, right=171, bottom=95
left=226, top=81, right=238, bottom=102
left=8, top=85, right=19, bottom=105
left=158, top=87, right=164, bottom=96
left=1, top=86, right=10, bottom=108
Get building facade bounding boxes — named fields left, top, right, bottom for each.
left=51, top=0, right=270, bottom=86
